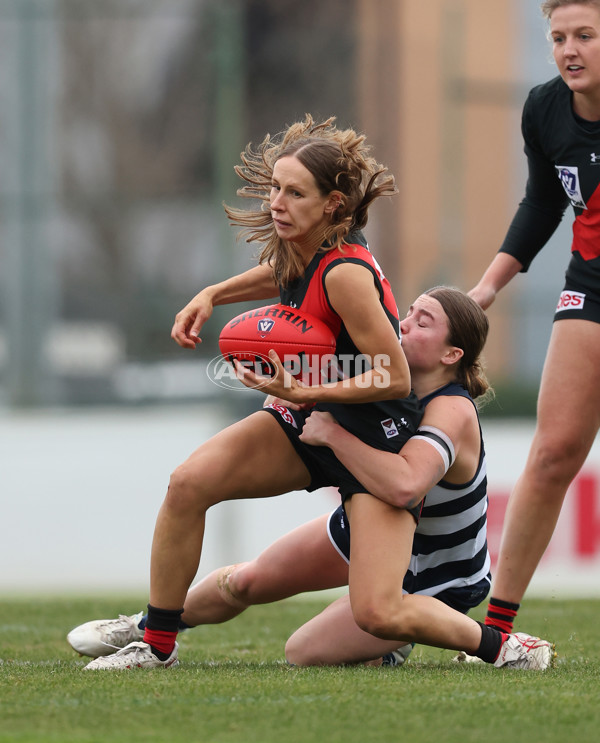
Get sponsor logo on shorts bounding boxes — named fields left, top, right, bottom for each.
left=556, top=290, right=586, bottom=313
left=381, top=418, right=399, bottom=438
left=265, top=403, right=298, bottom=429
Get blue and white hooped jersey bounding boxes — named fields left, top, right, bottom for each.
left=403, top=382, right=490, bottom=596
left=327, top=382, right=490, bottom=596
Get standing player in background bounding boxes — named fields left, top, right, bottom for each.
left=469, top=0, right=600, bottom=635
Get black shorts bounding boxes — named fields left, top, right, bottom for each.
left=554, top=278, right=600, bottom=323
left=263, top=403, right=421, bottom=515
left=327, top=505, right=490, bottom=613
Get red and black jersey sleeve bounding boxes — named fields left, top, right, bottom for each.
left=499, top=78, right=569, bottom=271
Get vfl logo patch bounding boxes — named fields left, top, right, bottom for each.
left=257, top=318, right=275, bottom=337
left=556, top=290, right=586, bottom=312
left=381, top=418, right=399, bottom=438
left=555, top=165, right=587, bottom=208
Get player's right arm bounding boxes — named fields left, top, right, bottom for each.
left=171, top=264, right=279, bottom=349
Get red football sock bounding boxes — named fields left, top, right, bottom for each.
left=143, top=628, right=177, bottom=657
left=484, top=597, right=520, bottom=634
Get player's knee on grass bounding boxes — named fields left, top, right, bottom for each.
left=352, top=597, right=413, bottom=642
left=285, top=628, right=324, bottom=666
left=284, top=634, right=309, bottom=666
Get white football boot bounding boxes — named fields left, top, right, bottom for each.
left=67, top=611, right=145, bottom=657
left=453, top=650, right=484, bottom=664
left=452, top=650, right=485, bottom=663
left=83, top=641, right=179, bottom=670
left=454, top=632, right=555, bottom=669
left=381, top=643, right=414, bottom=667
left=493, top=632, right=555, bottom=670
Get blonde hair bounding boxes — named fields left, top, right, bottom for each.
left=224, top=115, right=397, bottom=287
left=424, top=286, right=493, bottom=404
left=541, top=0, right=600, bottom=19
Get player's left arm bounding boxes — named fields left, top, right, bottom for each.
left=299, top=396, right=477, bottom=509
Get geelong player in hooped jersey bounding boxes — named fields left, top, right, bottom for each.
left=469, top=1, right=600, bottom=639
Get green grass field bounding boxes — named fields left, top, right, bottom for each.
left=1, top=595, right=599, bottom=743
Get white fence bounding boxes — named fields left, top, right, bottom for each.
left=2, top=405, right=599, bottom=597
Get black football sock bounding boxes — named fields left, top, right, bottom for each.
left=475, top=622, right=508, bottom=664
left=138, top=614, right=190, bottom=631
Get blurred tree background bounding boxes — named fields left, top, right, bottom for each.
left=0, top=0, right=563, bottom=414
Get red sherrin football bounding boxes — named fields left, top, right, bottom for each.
left=218, top=304, right=336, bottom=378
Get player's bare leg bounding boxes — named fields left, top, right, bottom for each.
left=69, top=515, right=347, bottom=658
left=149, top=411, right=311, bottom=611
left=181, top=515, right=348, bottom=626
left=492, top=320, right=600, bottom=604
left=285, top=593, right=405, bottom=666
left=346, top=493, right=482, bottom=652
left=84, top=411, right=312, bottom=669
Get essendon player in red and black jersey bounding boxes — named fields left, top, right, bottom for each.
left=469, top=1, right=600, bottom=641
left=86, top=116, right=428, bottom=671
left=276, top=230, right=421, bottom=458
left=280, top=231, right=400, bottom=357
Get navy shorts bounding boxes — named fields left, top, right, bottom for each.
left=554, top=278, right=600, bottom=323
left=327, top=505, right=490, bottom=613
left=263, top=403, right=422, bottom=522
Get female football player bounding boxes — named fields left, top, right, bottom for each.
left=83, top=114, right=422, bottom=670
left=469, top=0, right=600, bottom=636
